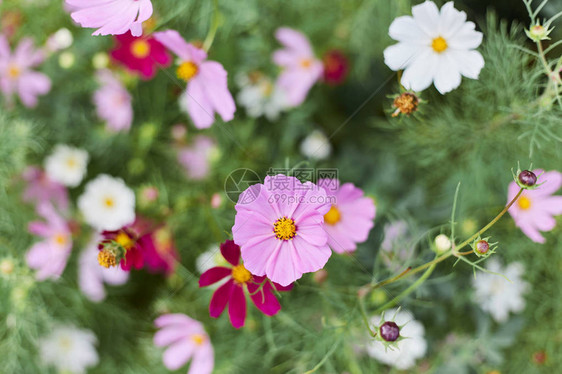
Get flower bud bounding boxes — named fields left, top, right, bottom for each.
left=392, top=92, right=419, bottom=117
left=525, top=24, right=552, bottom=42
left=475, top=240, right=489, bottom=255
left=379, top=321, right=400, bottom=342
left=518, top=170, right=537, bottom=187
left=434, top=234, right=451, bottom=253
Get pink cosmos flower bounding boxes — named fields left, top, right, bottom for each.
left=110, top=31, right=171, bottom=79
left=26, top=203, right=72, bottom=280
left=318, top=179, right=376, bottom=253
left=199, top=240, right=292, bottom=329
left=22, top=167, right=69, bottom=212
left=93, top=69, right=133, bottom=132
left=273, top=27, right=323, bottom=107
left=79, top=235, right=129, bottom=302
left=141, top=226, right=179, bottom=276
left=66, top=0, right=153, bottom=37
left=153, top=30, right=236, bottom=129
left=0, top=35, right=51, bottom=108
left=154, top=313, right=214, bottom=374
left=232, top=175, right=332, bottom=287
left=508, top=169, right=562, bottom=244
left=178, top=135, right=217, bottom=180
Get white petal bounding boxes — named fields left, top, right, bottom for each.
left=448, top=22, right=483, bottom=50
left=448, top=50, right=484, bottom=79
left=412, top=1, right=441, bottom=38
left=389, top=16, right=429, bottom=43
left=400, top=49, right=437, bottom=92
left=433, top=54, right=462, bottom=94
left=439, top=2, right=468, bottom=38
left=383, top=43, right=422, bottom=71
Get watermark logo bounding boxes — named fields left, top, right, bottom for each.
left=224, top=168, right=261, bottom=204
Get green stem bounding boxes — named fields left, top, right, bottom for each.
left=203, top=0, right=221, bottom=52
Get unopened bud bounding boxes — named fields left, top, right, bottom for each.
left=379, top=321, right=400, bottom=342
left=392, top=92, right=419, bottom=117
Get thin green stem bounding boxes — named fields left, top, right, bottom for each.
left=203, top=0, right=221, bottom=52
left=359, top=298, right=376, bottom=338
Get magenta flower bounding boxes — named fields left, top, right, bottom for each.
left=272, top=27, right=323, bottom=107
left=0, top=35, right=51, bottom=108
left=178, top=135, right=217, bottom=180
left=79, top=235, right=129, bottom=302
left=199, top=240, right=292, bottom=329
left=110, top=31, right=171, bottom=79
left=93, top=69, right=133, bottom=132
left=232, top=175, right=332, bottom=286
left=154, top=313, right=214, bottom=374
left=153, top=30, right=236, bottom=129
left=141, top=226, right=179, bottom=276
left=22, top=167, right=69, bottom=212
left=66, top=0, right=153, bottom=37
left=508, top=169, right=562, bottom=243
left=26, top=203, right=72, bottom=280
left=318, top=179, right=376, bottom=253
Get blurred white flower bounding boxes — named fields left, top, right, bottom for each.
left=236, top=72, right=287, bottom=121
left=196, top=245, right=227, bottom=274
left=44, top=144, right=88, bottom=187
left=300, top=130, right=331, bottom=160
left=78, top=174, right=135, bottom=231
left=384, top=1, right=484, bottom=94
left=366, top=308, right=427, bottom=370
left=380, top=220, right=414, bottom=271
left=472, top=259, right=529, bottom=323
left=47, top=28, right=73, bottom=51
left=79, top=235, right=129, bottom=302
left=39, top=325, right=99, bottom=374
left=434, top=233, right=451, bottom=253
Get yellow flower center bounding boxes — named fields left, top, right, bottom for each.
left=66, top=157, right=77, bottom=169
left=98, top=250, right=117, bottom=268
left=58, top=336, right=73, bottom=352
left=432, top=36, right=448, bottom=53
left=324, top=205, right=341, bottom=225
left=231, top=264, right=252, bottom=284
left=130, top=39, right=151, bottom=58
left=518, top=196, right=532, bottom=210
left=191, top=333, right=206, bottom=346
left=176, top=61, right=198, bottom=81
left=103, top=196, right=115, bottom=208
left=300, top=58, right=312, bottom=69
left=53, top=233, right=68, bottom=247
left=8, top=64, right=20, bottom=78
left=115, top=232, right=134, bottom=250
left=274, top=216, right=297, bottom=240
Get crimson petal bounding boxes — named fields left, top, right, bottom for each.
left=209, top=279, right=234, bottom=318
left=228, top=284, right=247, bottom=328
left=199, top=267, right=232, bottom=287
left=220, top=240, right=241, bottom=266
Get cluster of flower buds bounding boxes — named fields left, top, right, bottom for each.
left=471, top=236, right=497, bottom=258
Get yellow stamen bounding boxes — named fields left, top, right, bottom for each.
left=130, top=39, right=151, bottom=59
left=8, top=64, right=20, bottom=78
left=191, top=333, right=206, bottom=346
left=66, top=157, right=77, bottom=169
left=300, top=58, right=312, bottom=69
left=115, top=232, right=134, bottom=250
left=324, top=206, right=341, bottom=225
left=176, top=61, right=198, bottom=81
left=231, top=264, right=252, bottom=284
left=103, top=197, right=115, bottom=208
left=518, top=196, right=532, bottom=210
left=273, top=216, right=297, bottom=240
left=432, top=36, right=448, bottom=53
left=98, top=250, right=117, bottom=268
left=53, top=233, right=67, bottom=246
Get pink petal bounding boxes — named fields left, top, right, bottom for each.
left=198, top=61, right=236, bottom=123
left=154, top=326, right=188, bottom=347
left=185, top=78, right=215, bottom=129
left=199, top=266, right=232, bottom=287
left=228, top=284, right=247, bottom=328
left=517, top=221, right=546, bottom=244
left=188, top=344, right=214, bottom=374
left=239, top=236, right=281, bottom=277
left=162, top=340, right=195, bottom=370
left=209, top=279, right=233, bottom=318
left=17, top=71, right=51, bottom=108
left=248, top=283, right=281, bottom=316
left=153, top=30, right=194, bottom=61
left=534, top=170, right=562, bottom=197
left=275, top=27, right=313, bottom=55
left=28, top=221, right=52, bottom=237
left=219, top=240, right=240, bottom=266
left=265, top=241, right=298, bottom=287
left=535, top=196, right=562, bottom=215
left=291, top=237, right=331, bottom=275
left=155, top=313, right=195, bottom=328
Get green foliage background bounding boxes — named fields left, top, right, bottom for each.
left=1, top=0, right=562, bottom=373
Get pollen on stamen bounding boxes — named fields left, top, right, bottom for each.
left=273, top=216, right=297, bottom=240
left=431, top=36, right=448, bottom=53
left=98, top=249, right=117, bottom=268
left=176, top=61, right=198, bottom=81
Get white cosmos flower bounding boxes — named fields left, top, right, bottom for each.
left=472, top=259, right=529, bottom=323
left=300, top=130, right=332, bottom=160
left=78, top=174, right=135, bottom=231
left=38, top=325, right=99, bottom=374
left=44, top=144, right=89, bottom=187
left=366, top=308, right=427, bottom=370
left=236, top=72, right=288, bottom=121
left=384, top=1, right=484, bottom=94
left=195, top=245, right=228, bottom=274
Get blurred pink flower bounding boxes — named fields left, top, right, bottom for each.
left=508, top=169, right=562, bottom=243
left=154, top=30, right=236, bottom=129
left=94, top=69, right=133, bottom=132
left=232, top=175, right=331, bottom=286
left=22, top=167, right=69, bottom=212
left=199, top=240, right=293, bottom=328
left=141, top=226, right=179, bottom=276
left=318, top=179, right=376, bottom=253
left=272, top=27, right=323, bottom=107
left=66, top=0, right=153, bottom=37
left=26, top=203, right=72, bottom=280
left=154, top=314, right=214, bottom=374
left=79, top=235, right=129, bottom=302
left=0, top=35, right=51, bottom=108
left=178, top=135, right=217, bottom=180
